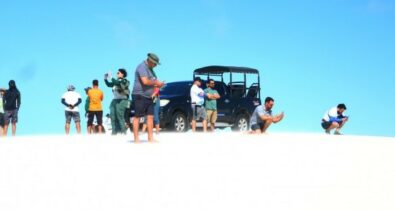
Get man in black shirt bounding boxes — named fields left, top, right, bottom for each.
left=3, top=80, right=21, bottom=136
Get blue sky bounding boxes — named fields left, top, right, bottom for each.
left=1, top=0, right=394, bottom=136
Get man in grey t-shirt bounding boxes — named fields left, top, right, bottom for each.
left=249, top=97, right=284, bottom=134
left=131, top=53, right=164, bottom=143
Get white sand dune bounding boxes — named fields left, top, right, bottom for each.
left=1, top=132, right=395, bottom=210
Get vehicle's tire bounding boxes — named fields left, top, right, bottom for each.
left=232, top=114, right=249, bottom=132
left=171, top=112, right=188, bottom=132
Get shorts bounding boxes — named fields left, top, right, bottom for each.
left=321, top=120, right=342, bottom=129
left=65, top=111, right=81, bottom=123
left=87, top=111, right=103, bottom=126
left=206, top=109, right=217, bottom=124
left=132, top=94, right=154, bottom=117
left=4, top=109, right=18, bottom=125
left=251, top=122, right=264, bottom=131
left=0, top=113, right=4, bottom=127
left=192, top=104, right=206, bottom=121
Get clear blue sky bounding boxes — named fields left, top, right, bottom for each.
left=1, top=0, right=394, bottom=136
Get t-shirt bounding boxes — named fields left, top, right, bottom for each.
left=132, top=61, right=156, bottom=98
left=62, top=91, right=81, bottom=112
left=190, top=84, right=205, bottom=106
left=4, top=88, right=21, bottom=111
left=250, top=105, right=272, bottom=125
left=322, top=107, right=345, bottom=122
left=204, top=88, right=219, bottom=110
left=87, top=88, right=104, bottom=111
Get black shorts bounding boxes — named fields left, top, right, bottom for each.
left=132, top=94, right=154, bottom=117
left=321, top=121, right=342, bottom=129
left=251, top=122, right=265, bottom=131
left=0, top=113, right=4, bottom=127
left=87, top=111, right=103, bottom=126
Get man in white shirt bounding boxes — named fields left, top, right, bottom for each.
left=61, top=85, right=82, bottom=134
left=321, top=103, right=348, bottom=135
left=190, top=77, right=207, bottom=132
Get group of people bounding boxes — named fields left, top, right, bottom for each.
left=189, top=77, right=348, bottom=135
left=0, top=80, right=21, bottom=137
left=2, top=53, right=349, bottom=139
left=61, top=53, right=163, bottom=142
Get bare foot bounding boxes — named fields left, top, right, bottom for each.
left=148, top=139, right=159, bottom=143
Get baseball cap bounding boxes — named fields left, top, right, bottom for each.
left=67, top=85, right=75, bottom=91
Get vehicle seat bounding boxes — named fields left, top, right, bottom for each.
left=228, top=84, right=245, bottom=98
left=246, top=85, right=259, bottom=98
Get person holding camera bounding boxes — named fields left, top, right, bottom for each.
left=249, top=96, right=284, bottom=134
left=104, top=68, right=130, bottom=135
left=321, top=103, right=349, bottom=135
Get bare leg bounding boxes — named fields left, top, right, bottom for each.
left=11, top=122, right=16, bottom=136
left=191, top=120, right=196, bottom=132
left=210, top=123, right=215, bottom=132
left=142, top=124, right=147, bottom=133
left=261, top=119, right=273, bottom=133
left=87, top=126, right=92, bottom=134
left=76, top=122, right=81, bottom=134
left=147, top=115, right=155, bottom=142
left=155, top=124, right=160, bottom=135
left=65, top=123, right=70, bottom=134
left=326, top=122, right=339, bottom=134
left=98, top=125, right=103, bottom=133
left=202, top=120, right=207, bottom=132
left=335, top=121, right=346, bottom=134
left=133, top=117, right=140, bottom=143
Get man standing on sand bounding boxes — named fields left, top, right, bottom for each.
left=61, top=85, right=82, bottom=134
left=204, top=79, right=220, bottom=132
left=87, top=79, right=104, bottom=134
left=131, top=53, right=164, bottom=143
left=190, top=77, right=207, bottom=132
left=3, top=80, right=21, bottom=136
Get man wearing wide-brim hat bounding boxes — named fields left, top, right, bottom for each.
left=131, top=53, right=164, bottom=143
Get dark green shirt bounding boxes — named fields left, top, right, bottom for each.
left=204, top=88, right=219, bottom=110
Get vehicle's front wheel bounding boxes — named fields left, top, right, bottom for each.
left=232, top=114, right=249, bottom=132
left=170, top=112, right=188, bottom=132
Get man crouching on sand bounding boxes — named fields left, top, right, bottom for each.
left=249, top=97, right=284, bottom=134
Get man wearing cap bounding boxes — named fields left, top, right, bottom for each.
left=104, top=68, right=130, bottom=135
left=131, top=53, right=164, bottom=142
left=321, top=103, right=349, bottom=135
left=190, top=77, right=207, bottom=132
left=87, top=79, right=104, bottom=134
left=61, top=85, right=82, bottom=134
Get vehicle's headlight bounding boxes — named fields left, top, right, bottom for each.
left=160, top=99, right=170, bottom=107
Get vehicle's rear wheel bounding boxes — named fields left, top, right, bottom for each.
left=232, top=114, right=249, bottom=132
left=171, top=112, right=188, bottom=132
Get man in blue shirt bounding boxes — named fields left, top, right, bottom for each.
left=249, top=97, right=284, bottom=134
left=131, top=53, right=164, bottom=142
